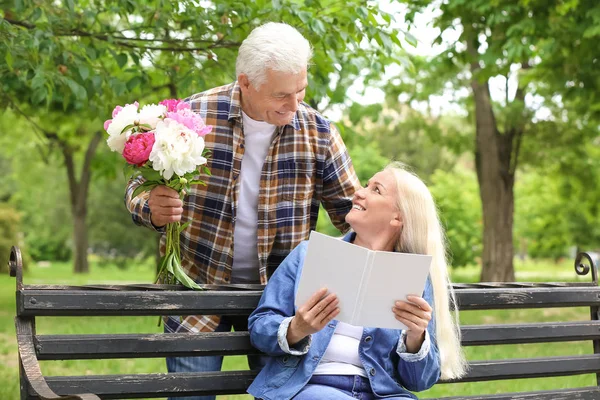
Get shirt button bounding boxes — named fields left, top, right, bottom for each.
left=364, top=336, right=372, bottom=343
left=370, top=368, right=376, bottom=376
left=313, top=356, right=319, bottom=361
left=328, top=323, right=335, bottom=328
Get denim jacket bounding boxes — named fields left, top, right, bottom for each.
left=247, top=233, right=441, bottom=400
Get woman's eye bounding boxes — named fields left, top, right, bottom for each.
left=374, top=187, right=380, bottom=194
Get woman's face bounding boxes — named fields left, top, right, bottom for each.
left=346, top=170, right=402, bottom=234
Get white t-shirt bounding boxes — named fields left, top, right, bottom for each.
left=231, top=112, right=277, bottom=283
left=313, top=322, right=367, bottom=377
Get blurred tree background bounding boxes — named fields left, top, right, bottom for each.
left=1, top=0, right=599, bottom=281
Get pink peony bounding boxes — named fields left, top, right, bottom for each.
left=112, top=105, right=123, bottom=118
left=166, top=109, right=213, bottom=137
left=122, top=132, right=155, bottom=167
left=112, top=101, right=139, bottom=118
left=160, top=99, right=188, bottom=113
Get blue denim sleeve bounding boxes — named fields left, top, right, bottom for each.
left=395, top=277, right=442, bottom=392
left=248, top=242, right=308, bottom=357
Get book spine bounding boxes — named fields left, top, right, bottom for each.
left=352, top=250, right=374, bottom=324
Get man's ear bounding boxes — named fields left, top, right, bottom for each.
left=238, top=74, right=251, bottom=92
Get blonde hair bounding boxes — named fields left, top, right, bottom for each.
left=385, top=162, right=467, bottom=380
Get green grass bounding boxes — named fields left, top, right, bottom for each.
left=1, top=257, right=596, bottom=399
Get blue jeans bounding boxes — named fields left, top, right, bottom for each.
left=292, top=375, right=414, bottom=400
left=165, top=315, right=266, bottom=400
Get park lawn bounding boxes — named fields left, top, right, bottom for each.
left=0, top=257, right=595, bottom=400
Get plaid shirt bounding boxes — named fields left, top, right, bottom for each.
left=125, top=82, right=360, bottom=333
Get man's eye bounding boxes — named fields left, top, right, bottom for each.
left=374, top=187, right=380, bottom=194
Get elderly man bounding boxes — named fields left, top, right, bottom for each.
left=125, top=22, right=360, bottom=400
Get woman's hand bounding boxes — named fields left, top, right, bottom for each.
left=392, top=295, right=432, bottom=353
left=287, top=287, right=340, bottom=346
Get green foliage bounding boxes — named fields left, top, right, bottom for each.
left=429, top=166, right=482, bottom=268
left=514, top=171, right=571, bottom=260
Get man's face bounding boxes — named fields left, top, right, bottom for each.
left=238, top=68, right=308, bottom=126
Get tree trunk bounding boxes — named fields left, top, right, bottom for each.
left=72, top=209, right=89, bottom=273
left=466, top=30, right=519, bottom=282
left=61, top=131, right=102, bottom=274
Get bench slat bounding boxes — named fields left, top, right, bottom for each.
left=445, top=354, right=600, bottom=383
left=42, top=371, right=257, bottom=399
left=36, top=332, right=258, bottom=360
left=18, top=287, right=600, bottom=317
left=434, top=386, right=600, bottom=400
left=461, top=321, right=600, bottom=345
left=37, top=355, right=600, bottom=399
left=34, top=320, right=600, bottom=361
left=455, top=287, right=600, bottom=310
left=17, top=291, right=262, bottom=317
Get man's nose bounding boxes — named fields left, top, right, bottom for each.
left=287, top=95, right=299, bottom=113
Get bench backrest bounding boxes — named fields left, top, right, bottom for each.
left=10, top=248, right=600, bottom=400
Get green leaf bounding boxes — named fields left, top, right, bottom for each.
left=127, top=76, right=142, bottom=91
left=404, top=31, right=418, bottom=47
left=63, top=77, right=87, bottom=101
left=357, top=6, right=369, bottom=20
left=31, top=71, right=45, bottom=90
left=64, top=0, right=74, bottom=13
left=5, top=52, right=13, bottom=71
left=311, top=19, right=326, bottom=36
left=131, top=181, right=158, bottom=199
left=298, top=11, right=312, bottom=25
left=78, top=65, right=90, bottom=81
left=171, top=255, right=203, bottom=290
left=140, top=168, right=163, bottom=182
left=178, top=221, right=191, bottom=233
left=115, top=53, right=128, bottom=69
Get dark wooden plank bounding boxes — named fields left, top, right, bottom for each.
left=461, top=321, right=600, bottom=346
left=434, top=386, right=600, bottom=400
left=454, top=287, right=600, bottom=310
left=17, top=290, right=262, bottom=317
left=442, top=354, right=600, bottom=383
left=15, top=318, right=100, bottom=400
left=44, top=371, right=257, bottom=399
left=18, top=287, right=600, bottom=316
left=35, top=332, right=258, bottom=360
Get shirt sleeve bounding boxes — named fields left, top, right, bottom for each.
left=396, top=330, right=431, bottom=362
left=321, top=123, right=361, bottom=233
left=277, top=316, right=312, bottom=355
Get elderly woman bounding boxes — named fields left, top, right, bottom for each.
left=247, top=163, right=467, bottom=400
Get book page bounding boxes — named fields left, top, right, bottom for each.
left=295, top=232, right=369, bottom=324
left=354, top=251, right=432, bottom=329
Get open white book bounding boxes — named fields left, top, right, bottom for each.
left=295, top=231, right=433, bottom=329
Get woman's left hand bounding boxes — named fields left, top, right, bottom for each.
left=392, top=295, right=432, bottom=353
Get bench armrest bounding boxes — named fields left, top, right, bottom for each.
left=16, top=317, right=100, bottom=400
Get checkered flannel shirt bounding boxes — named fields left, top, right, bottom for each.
left=125, top=82, right=360, bottom=332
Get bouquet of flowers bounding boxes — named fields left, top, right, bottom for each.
left=104, top=99, right=212, bottom=290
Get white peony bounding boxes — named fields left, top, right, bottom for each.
left=106, top=103, right=139, bottom=153
left=138, top=104, right=167, bottom=128
left=149, top=119, right=207, bottom=180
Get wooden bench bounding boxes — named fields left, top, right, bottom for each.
left=9, top=246, right=600, bottom=399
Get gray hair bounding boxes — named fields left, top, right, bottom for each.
left=235, top=22, right=312, bottom=88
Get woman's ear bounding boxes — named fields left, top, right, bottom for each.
left=390, top=213, right=403, bottom=228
